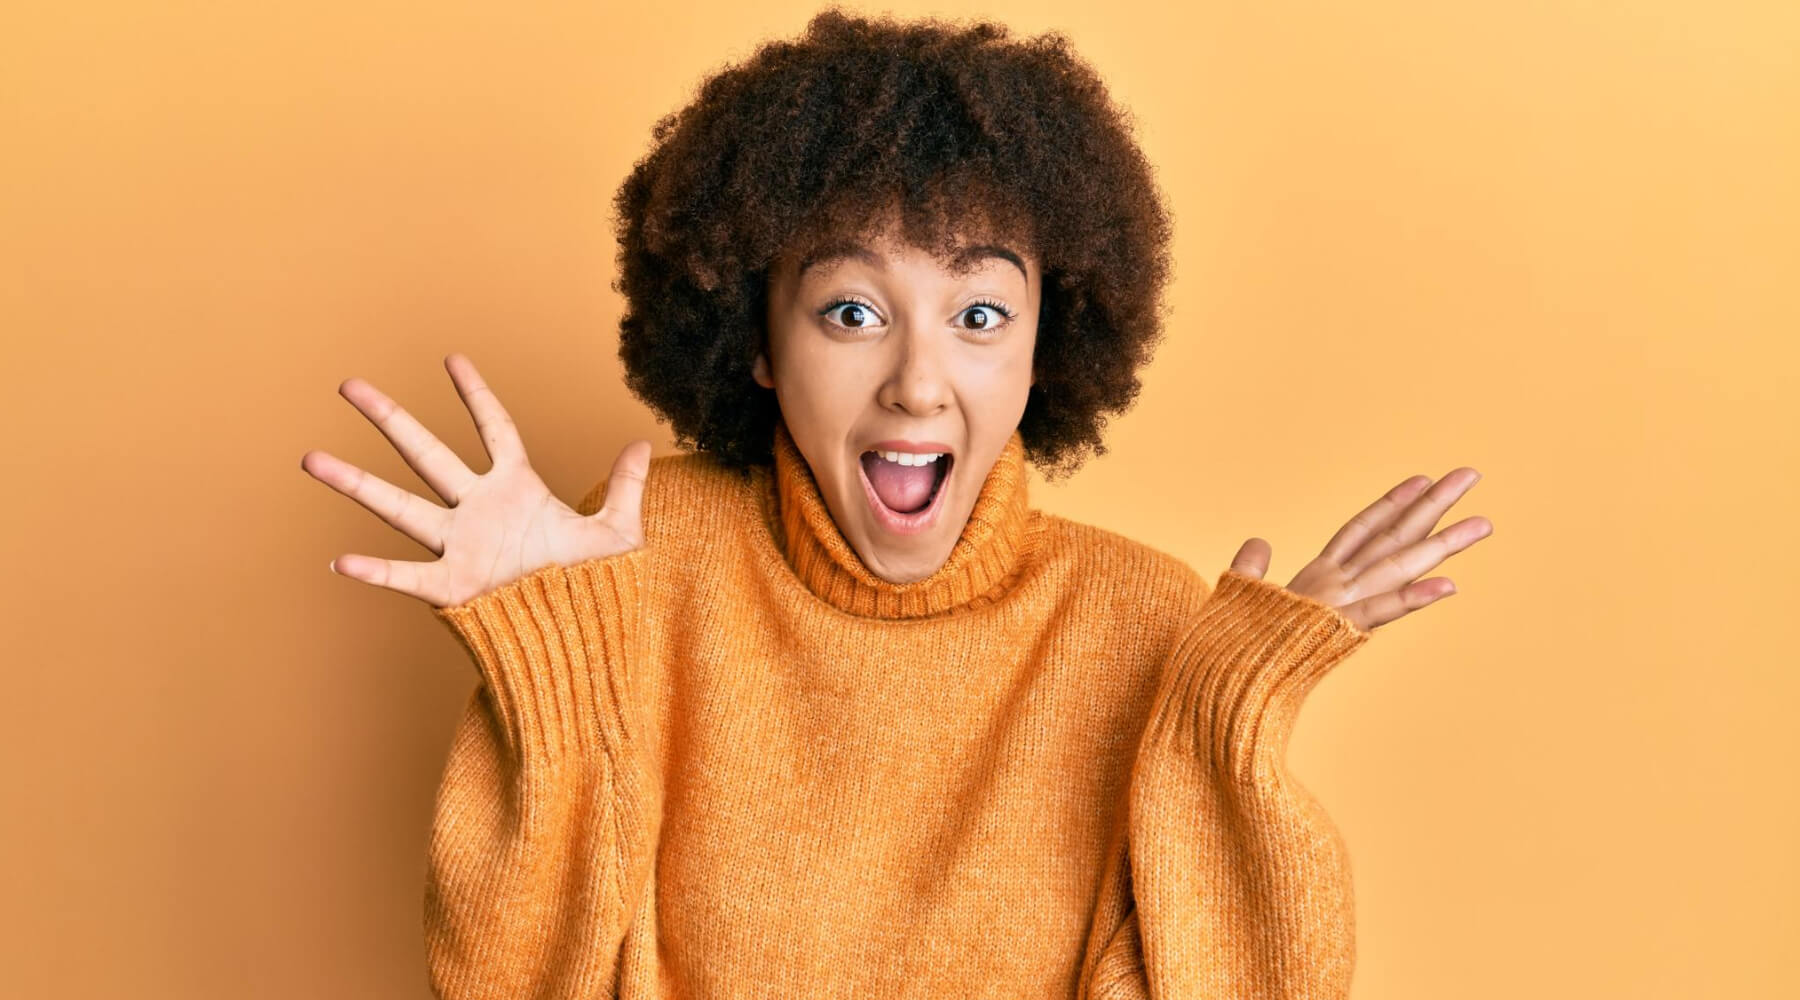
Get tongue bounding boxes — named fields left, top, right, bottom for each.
left=862, top=453, right=940, bottom=513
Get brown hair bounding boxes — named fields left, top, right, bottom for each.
left=611, top=5, right=1174, bottom=482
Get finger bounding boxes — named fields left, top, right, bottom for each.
left=1351, top=515, right=1492, bottom=603
left=445, top=353, right=528, bottom=471
left=1334, top=576, right=1457, bottom=631
left=339, top=377, right=479, bottom=506
left=594, top=440, right=652, bottom=542
left=1340, top=467, right=1483, bottom=579
left=1317, top=474, right=1432, bottom=567
left=1228, top=537, right=1271, bottom=580
left=302, top=449, right=452, bottom=554
left=328, top=552, right=447, bottom=606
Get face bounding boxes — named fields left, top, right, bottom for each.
left=756, top=219, right=1040, bottom=584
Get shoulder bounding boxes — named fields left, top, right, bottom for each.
left=1033, top=511, right=1214, bottom=620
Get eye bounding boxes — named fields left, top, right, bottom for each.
left=958, top=298, right=1017, bottom=334
left=819, top=296, right=883, bottom=331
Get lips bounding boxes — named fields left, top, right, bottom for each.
left=857, top=450, right=954, bottom=535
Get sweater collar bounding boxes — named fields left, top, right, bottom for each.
left=766, top=417, right=1037, bottom=619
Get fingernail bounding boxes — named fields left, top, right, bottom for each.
left=328, top=559, right=338, bottom=574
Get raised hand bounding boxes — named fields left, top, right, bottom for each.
left=301, top=353, right=653, bottom=609
left=1229, top=468, right=1493, bottom=632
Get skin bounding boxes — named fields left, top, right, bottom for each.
left=300, top=354, right=654, bottom=609
left=302, top=353, right=1493, bottom=628
left=751, top=218, right=1495, bottom=625
left=1231, top=470, right=1494, bottom=632
left=302, top=237, right=1493, bottom=627
left=755, top=219, right=1041, bottom=585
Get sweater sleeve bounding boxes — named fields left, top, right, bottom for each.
left=422, top=544, right=661, bottom=1000
left=1082, top=568, right=1373, bottom=1000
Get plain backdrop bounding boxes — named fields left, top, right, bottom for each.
left=3, top=1, right=1795, bottom=997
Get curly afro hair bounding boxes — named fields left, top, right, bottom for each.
left=611, top=5, right=1174, bottom=482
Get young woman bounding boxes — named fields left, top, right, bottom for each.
left=304, top=8, right=1491, bottom=998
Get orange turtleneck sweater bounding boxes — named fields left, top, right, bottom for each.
left=424, top=419, right=1373, bottom=999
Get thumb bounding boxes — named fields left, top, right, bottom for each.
left=597, top=439, right=653, bottom=531
left=1229, top=537, right=1271, bottom=580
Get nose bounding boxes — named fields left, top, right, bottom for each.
left=875, top=321, right=952, bottom=416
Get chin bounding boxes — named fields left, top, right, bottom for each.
left=857, top=539, right=951, bottom=585
left=842, top=484, right=963, bottom=584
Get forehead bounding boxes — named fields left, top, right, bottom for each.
left=796, top=239, right=1031, bottom=284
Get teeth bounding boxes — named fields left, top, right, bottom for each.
left=871, top=450, right=944, bottom=467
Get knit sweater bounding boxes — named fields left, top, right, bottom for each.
left=424, top=417, right=1373, bottom=999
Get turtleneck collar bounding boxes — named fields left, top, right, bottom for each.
left=762, top=417, right=1040, bottom=620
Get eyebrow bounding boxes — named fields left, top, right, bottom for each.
left=797, top=241, right=1029, bottom=284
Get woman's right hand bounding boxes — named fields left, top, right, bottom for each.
left=301, top=353, right=653, bottom=609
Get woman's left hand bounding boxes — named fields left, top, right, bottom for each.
left=1229, top=467, right=1493, bottom=633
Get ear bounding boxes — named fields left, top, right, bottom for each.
left=752, top=351, right=775, bottom=389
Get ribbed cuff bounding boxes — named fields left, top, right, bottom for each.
left=1153, top=568, right=1372, bottom=784
left=431, top=548, right=650, bottom=768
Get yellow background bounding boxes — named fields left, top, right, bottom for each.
left=3, top=1, right=1794, bottom=996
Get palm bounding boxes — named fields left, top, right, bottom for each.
left=301, top=353, right=651, bottom=609
left=431, top=460, right=628, bottom=607
left=1229, top=468, right=1494, bottom=632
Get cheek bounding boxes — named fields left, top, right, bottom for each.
left=969, top=342, right=1038, bottom=416
left=776, top=350, right=868, bottom=417
left=971, top=341, right=1037, bottom=389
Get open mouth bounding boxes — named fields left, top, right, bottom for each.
left=857, top=449, right=954, bottom=533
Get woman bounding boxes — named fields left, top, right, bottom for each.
left=303, top=8, right=1491, bottom=998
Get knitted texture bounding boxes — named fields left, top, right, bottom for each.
left=426, top=417, right=1374, bottom=999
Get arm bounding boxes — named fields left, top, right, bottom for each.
left=423, top=539, right=661, bottom=1000
left=300, top=355, right=661, bottom=996
left=1082, top=465, right=1489, bottom=998
left=1082, top=568, right=1372, bottom=1000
